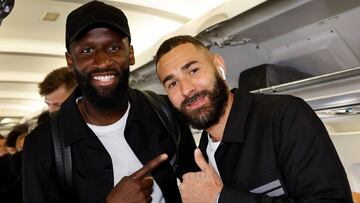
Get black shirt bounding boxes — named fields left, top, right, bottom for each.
left=199, top=89, right=352, bottom=202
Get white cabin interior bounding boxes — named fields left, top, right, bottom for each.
left=0, top=0, right=359, bottom=194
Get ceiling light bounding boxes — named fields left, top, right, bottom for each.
left=0, top=117, right=12, bottom=124
left=41, top=12, right=60, bottom=22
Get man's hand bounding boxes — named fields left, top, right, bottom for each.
left=180, top=149, right=223, bottom=203
left=106, top=153, right=168, bottom=203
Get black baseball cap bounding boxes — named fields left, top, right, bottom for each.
left=65, top=1, right=131, bottom=51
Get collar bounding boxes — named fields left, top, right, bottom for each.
left=125, top=88, right=144, bottom=126
left=59, top=87, right=142, bottom=147
left=59, top=87, right=88, bottom=147
left=222, top=88, right=253, bottom=143
left=199, top=88, right=253, bottom=151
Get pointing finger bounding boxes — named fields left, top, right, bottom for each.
left=132, top=153, right=168, bottom=179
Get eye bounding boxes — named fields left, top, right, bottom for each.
left=82, top=47, right=93, bottom=54
left=190, top=68, right=199, bottom=75
left=109, top=44, right=120, bottom=52
left=167, top=81, right=177, bottom=89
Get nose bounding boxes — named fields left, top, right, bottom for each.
left=180, top=78, right=195, bottom=97
left=94, top=51, right=112, bottom=68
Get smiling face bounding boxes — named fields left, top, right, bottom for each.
left=157, top=43, right=229, bottom=129
left=66, top=27, right=135, bottom=111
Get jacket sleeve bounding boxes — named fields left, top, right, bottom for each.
left=22, top=124, right=70, bottom=203
left=218, top=97, right=353, bottom=203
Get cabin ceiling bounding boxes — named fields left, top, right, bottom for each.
left=130, top=0, right=360, bottom=136
left=133, top=0, right=360, bottom=92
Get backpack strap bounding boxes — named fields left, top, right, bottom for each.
left=142, top=90, right=181, bottom=167
left=49, top=111, right=73, bottom=190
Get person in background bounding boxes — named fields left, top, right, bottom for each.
left=5, top=129, right=23, bottom=155
left=0, top=134, right=11, bottom=191
left=15, top=132, right=26, bottom=152
left=38, top=67, right=77, bottom=112
left=155, top=35, right=353, bottom=202
left=23, top=2, right=197, bottom=203
left=0, top=124, right=28, bottom=203
left=0, top=135, right=8, bottom=157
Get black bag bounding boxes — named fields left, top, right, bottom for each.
left=238, top=64, right=312, bottom=91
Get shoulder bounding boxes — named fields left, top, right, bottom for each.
left=251, top=92, right=309, bottom=113
left=253, top=92, right=298, bottom=104
left=129, top=88, right=173, bottom=111
left=26, top=119, right=51, bottom=144
left=23, top=119, right=52, bottom=159
left=130, top=88, right=168, bottom=101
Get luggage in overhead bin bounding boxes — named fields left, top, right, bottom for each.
left=238, top=64, right=312, bottom=91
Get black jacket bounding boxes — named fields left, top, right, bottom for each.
left=23, top=87, right=197, bottom=203
left=0, top=152, right=22, bottom=203
left=199, top=89, right=352, bottom=202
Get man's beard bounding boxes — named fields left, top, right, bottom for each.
left=177, top=73, right=229, bottom=130
left=74, top=66, right=129, bottom=112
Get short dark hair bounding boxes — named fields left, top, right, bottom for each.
left=155, top=35, right=208, bottom=65
left=6, top=124, right=28, bottom=147
left=39, top=67, right=77, bottom=96
left=6, top=130, right=22, bottom=147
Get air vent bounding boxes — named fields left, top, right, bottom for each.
left=41, top=12, right=60, bottom=22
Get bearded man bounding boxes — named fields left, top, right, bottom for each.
left=155, top=35, right=353, bottom=203
left=22, top=2, right=196, bottom=203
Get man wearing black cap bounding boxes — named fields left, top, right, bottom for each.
left=22, top=1, right=197, bottom=203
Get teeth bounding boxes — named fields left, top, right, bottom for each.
left=93, top=75, right=115, bottom=82
left=187, top=95, right=199, bottom=105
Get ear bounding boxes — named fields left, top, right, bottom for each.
left=213, top=53, right=226, bottom=79
left=218, top=66, right=226, bottom=80
left=213, top=53, right=226, bottom=71
left=65, top=52, right=75, bottom=73
left=129, top=45, right=135, bottom=65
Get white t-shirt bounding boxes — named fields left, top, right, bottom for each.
left=85, top=101, right=164, bottom=203
left=206, top=134, right=221, bottom=176
left=206, top=134, right=222, bottom=203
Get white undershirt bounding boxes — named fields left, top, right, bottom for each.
left=83, top=100, right=164, bottom=203
left=206, top=134, right=221, bottom=176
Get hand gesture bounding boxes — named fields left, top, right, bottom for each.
left=106, top=153, right=168, bottom=203
left=180, top=149, right=223, bottom=203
